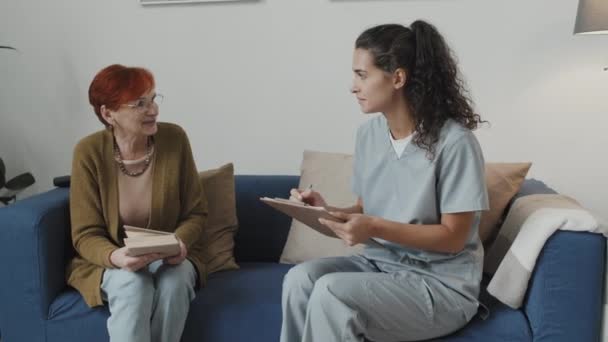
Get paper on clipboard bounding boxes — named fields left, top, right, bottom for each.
left=260, top=197, right=345, bottom=238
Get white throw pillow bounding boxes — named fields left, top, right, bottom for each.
left=279, top=150, right=363, bottom=264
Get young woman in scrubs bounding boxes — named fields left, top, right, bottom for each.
left=281, top=20, right=488, bottom=342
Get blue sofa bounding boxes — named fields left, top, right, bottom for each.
left=0, top=175, right=604, bottom=342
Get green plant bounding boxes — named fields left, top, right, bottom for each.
left=0, top=158, right=35, bottom=205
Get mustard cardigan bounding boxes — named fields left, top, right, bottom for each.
left=66, top=122, right=208, bottom=307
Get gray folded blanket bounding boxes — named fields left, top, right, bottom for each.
left=484, top=194, right=607, bottom=309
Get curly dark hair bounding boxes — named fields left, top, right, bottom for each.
left=355, top=20, right=486, bottom=158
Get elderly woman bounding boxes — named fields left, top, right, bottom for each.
left=66, top=64, right=208, bottom=342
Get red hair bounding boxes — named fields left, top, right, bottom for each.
left=88, top=64, right=155, bottom=126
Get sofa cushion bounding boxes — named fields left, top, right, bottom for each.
left=280, top=150, right=362, bottom=264
left=183, top=262, right=294, bottom=342
left=234, top=175, right=299, bottom=262
left=47, top=265, right=532, bottom=342
left=479, top=163, right=531, bottom=245
left=512, top=178, right=557, bottom=202
left=48, top=263, right=294, bottom=342
left=435, top=272, right=533, bottom=341
left=198, top=163, right=239, bottom=274
left=439, top=302, right=532, bottom=342
left=47, top=289, right=109, bottom=342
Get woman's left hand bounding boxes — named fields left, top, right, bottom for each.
left=319, top=212, right=376, bottom=246
left=164, top=239, right=188, bottom=265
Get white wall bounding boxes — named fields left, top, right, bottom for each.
left=1, top=0, right=606, bottom=213
left=1, top=0, right=607, bottom=337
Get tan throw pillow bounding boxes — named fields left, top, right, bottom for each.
left=279, top=151, right=363, bottom=264
left=479, top=162, right=532, bottom=245
left=197, top=163, right=239, bottom=274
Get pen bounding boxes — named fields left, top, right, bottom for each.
left=298, top=184, right=313, bottom=206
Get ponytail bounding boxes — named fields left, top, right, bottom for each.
left=410, top=20, right=457, bottom=97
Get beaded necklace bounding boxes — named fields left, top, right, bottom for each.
left=113, top=136, right=154, bottom=177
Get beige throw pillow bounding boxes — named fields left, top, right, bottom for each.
left=479, top=162, right=532, bottom=245
left=279, top=151, right=363, bottom=264
left=279, top=151, right=531, bottom=264
left=196, top=163, right=239, bottom=274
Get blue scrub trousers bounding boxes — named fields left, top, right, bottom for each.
left=280, top=255, right=477, bottom=342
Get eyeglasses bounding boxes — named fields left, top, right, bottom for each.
left=123, top=94, right=164, bottom=113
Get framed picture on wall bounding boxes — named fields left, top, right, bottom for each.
left=141, top=0, right=245, bottom=5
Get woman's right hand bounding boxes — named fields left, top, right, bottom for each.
left=110, top=247, right=164, bottom=272
left=289, top=188, right=327, bottom=207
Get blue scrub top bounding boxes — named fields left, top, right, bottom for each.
left=352, top=116, right=489, bottom=301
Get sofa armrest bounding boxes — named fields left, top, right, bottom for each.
left=0, top=188, right=71, bottom=341
left=524, top=230, right=605, bottom=342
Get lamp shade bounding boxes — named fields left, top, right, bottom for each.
left=574, top=0, right=608, bottom=34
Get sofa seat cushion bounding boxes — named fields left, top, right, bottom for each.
left=439, top=302, right=532, bottom=341
left=47, top=262, right=532, bottom=342
left=183, top=262, right=294, bottom=342
left=48, top=262, right=293, bottom=342
left=47, top=289, right=109, bottom=342
left=437, top=272, right=531, bottom=342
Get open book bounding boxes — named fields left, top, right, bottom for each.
left=260, top=197, right=346, bottom=238
left=123, top=225, right=181, bottom=257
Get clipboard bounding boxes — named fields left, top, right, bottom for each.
left=260, top=197, right=345, bottom=238
left=260, top=197, right=387, bottom=249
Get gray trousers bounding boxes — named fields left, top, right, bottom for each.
left=280, top=255, right=477, bottom=342
left=101, top=259, right=197, bottom=342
